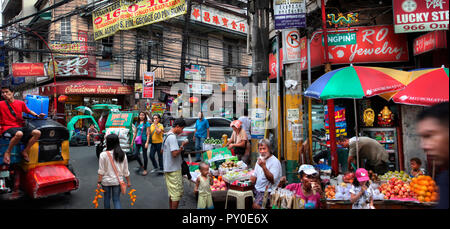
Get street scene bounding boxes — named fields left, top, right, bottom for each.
left=0, top=0, right=448, bottom=212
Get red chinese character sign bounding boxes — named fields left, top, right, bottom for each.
left=191, top=5, right=247, bottom=35
left=143, top=72, right=155, bottom=99
left=393, top=0, right=449, bottom=33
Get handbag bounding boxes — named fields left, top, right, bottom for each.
left=106, top=151, right=127, bottom=195
left=148, top=123, right=157, bottom=145
left=134, top=122, right=144, bottom=145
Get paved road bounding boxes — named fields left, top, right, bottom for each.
left=0, top=145, right=197, bottom=209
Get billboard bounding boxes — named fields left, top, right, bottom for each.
left=273, top=0, right=306, bottom=29
left=92, top=0, right=187, bottom=40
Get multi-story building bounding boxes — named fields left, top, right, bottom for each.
left=1, top=0, right=251, bottom=124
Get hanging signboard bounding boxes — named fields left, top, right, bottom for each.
left=185, top=64, right=207, bottom=80
left=190, top=4, right=247, bottom=34
left=324, top=106, right=347, bottom=146
left=303, top=25, right=409, bottom=68
left=322, top=32, right=357, bottom=46
left=251, top=108, right=266, bottom=139
left=12, top=63, right=45, bottom=77
left=393, top=0, right=449, bottom=33
left=143, top=71, right=155, bottom=99
left=273, top=0, right=307, bottom=29
left=92, top=0, right=187, bottom=40
left=413, top=30, right=448, bottom=55
left=282, top=28, right=304, bottom=64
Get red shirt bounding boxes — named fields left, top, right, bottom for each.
left=0, top=100, right=32, bottom=134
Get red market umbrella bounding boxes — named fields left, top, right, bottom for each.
left=390, top=67, right=449, bottom=106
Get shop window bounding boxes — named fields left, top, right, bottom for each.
left=223, top=38, right=240, bottom=68
left=101, top=36, right=114, bottom=60
left=60, top=17, right=71, bottom=41
left=188, top=37, right=209, bottom=59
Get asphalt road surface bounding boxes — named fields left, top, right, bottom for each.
left=0, top=145, right=197, bottom=209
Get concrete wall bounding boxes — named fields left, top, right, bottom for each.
left=401, top=105, right=427, bottom=173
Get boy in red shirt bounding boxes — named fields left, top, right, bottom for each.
left=1, top=87, right=45, bottom=165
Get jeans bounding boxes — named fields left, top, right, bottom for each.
left=149, top=143, right=163, bottom=170
left=103, top=185, right=121, bottom=209
left=195, top=137, right=205, bottom=161
left=134, top=144, right=148, bottom=170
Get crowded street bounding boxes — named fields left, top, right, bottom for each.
left=0, top=0, right=448, bottom=219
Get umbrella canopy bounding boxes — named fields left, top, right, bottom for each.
left=91, top=104, right=122, bottom=110
left=74, top=106, right=93, bottom=115
left=304, top=65, right=408, bottom=100
left=383, top=68, right=449, bottom=106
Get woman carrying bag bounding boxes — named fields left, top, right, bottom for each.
left=132, top=112, right=151, bottom=176
left=97, top=134, right=131, bottom=209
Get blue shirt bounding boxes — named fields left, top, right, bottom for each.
left=195, top=118, right=209, bottom=138
left=135, top=122, right=151, bottom=141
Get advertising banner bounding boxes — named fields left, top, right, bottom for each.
left=185, top=64, right=207, bottom=80
left=413, top=30, right=448, bottom=55
left=324, top=106, right=347, bottom=146
left=305, top=25, right=409, bottom=68
left=273, top=0, right=306, bottom=29
left=143, top=71, right=155, bottom=99
left=92, top=0, right=187, bottom=40
left=12, top=63, right=45, bottom=77
left=49, top=31, right=96, bottom=77
left=393, top=0, right=449, bottom=33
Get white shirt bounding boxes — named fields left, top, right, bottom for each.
left=251, top=155, right=282, bottom=192
left=98, top=151, right=130, bottom=186
left=163, top=132, right=182, bottom=172
left=349, top=185, right=374, bottom=209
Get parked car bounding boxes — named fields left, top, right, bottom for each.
left=164, top=117, right=233, bottom=152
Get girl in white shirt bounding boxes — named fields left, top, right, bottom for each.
left=97, top=134, right=131, bottom=209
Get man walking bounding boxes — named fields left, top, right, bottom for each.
left=193, top=112, right=209, bottom=162
left=0, top=87, right=46, bottom=164
left=337, top=136, right=389, bottom=175
left=163, top=118, right=188, bottom=209
left=416, top=102, right=448, bottom=209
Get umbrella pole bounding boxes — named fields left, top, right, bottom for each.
left=354, top=99, right=359, bottom=168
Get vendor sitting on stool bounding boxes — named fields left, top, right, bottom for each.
left=250, top=139, right=282, bottom=209
left=226, top=120, right=250, bottom=165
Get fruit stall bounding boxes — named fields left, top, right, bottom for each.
left=324, top=171, right=438, bottom=209
left=185, top=146, right=255, bottom=207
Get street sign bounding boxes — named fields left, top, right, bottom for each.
left=274, top=0, right=306, bottom=29
left=322, top=32, right=357, bottom=46
left=282, top=29, right=303, bottom=64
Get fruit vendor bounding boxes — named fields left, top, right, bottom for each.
left=250, top=138, right=282, bottom=209
left=337, top=136, right=389, bottom=175
left=278, top=164, right=324, bottom=209
left=416, top=102, right=448, bottom=209
left=226, top=120, right=250, bottom=165
left=0, top=86, right=46, bottom=165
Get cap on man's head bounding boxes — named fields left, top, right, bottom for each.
left=298, top=164, right=318, bottom=176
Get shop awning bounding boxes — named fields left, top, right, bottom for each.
left=40, top=80, right=133, bottom=95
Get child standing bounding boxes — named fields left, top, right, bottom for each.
left=409, top=158, right=426, bottom=177
left=349, top=168, right=375, bottom=209
left=194, top=162, right=214, bottom=209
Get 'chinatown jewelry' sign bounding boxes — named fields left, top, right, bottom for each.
left=190, top=4, right=247, bottom=34
left=393, top=0, right=449, bottom=33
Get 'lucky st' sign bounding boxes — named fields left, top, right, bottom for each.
left=393, top=0, right=449, bottom=33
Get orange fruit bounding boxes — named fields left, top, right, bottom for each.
left=427, top=186, right=434, bottom=192
left=425, top=191, right=432, bottom=197
left=418, top=196, right=425, bottom=202
left=424, top=197, right=431, bottom=202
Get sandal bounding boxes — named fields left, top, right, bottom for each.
left=141, top=170, right=148, bottom=176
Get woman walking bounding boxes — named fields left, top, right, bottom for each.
left=149, top=114, right=165, bottom=173
left=97, top=134, right=131, bottom=209
left=131, top=112, right=151, bottom=176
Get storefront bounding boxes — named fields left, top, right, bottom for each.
left=40, top=79, right=133, bottom=125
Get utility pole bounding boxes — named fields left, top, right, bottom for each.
left=248, top=0, right=270, bottom=167
left=179, top=0, right=192, bottom=83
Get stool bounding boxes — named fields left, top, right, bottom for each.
left=225, top=189, right=254, bottom=209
